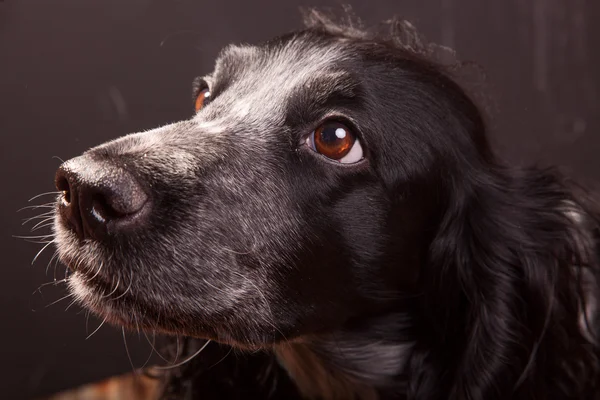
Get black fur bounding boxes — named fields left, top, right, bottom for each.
left=51, top=10, right=600, bottom=400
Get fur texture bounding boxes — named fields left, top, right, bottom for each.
left=51, top=10, right=600, bottom=400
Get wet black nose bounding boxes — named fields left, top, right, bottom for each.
left=55, top=157, right=149, bottom=241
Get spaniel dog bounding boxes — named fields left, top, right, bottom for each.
left=48, top=10, right=600, bottom=400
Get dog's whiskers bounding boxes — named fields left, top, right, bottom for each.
left=33, top=278, right=67, bottom=295
left=44, top=293, right=73, bottom=308
left=155, top=340, right=212, bottom=370
left=31, top=240, right=56, bottom=265
left=28, top=191, right=61, bottom=202
left=45, top=251, right=60, bottom=275
left=122, top=327, right=137, bottom=373
left=143, top=331, right=171, bottom=363
left=86, top=317, right=108, bottom=340
left=140, top=331, right=173, bottom=370
left=89, top=261, right=104, bottom=281
left=85, top=310, right=91, bottom=336
left=17, top=204, right=55, bottom=212
left=14, top=234, right=54, bottom=240
left=102, top=275, right=121, bottom=298
left=22, top=211, right=54, bottom=226
left=207, top=345, right=233, bottom=371
left=31, top=223, right=55, bottom=233
left=139, top=335, right=156, bottom=370
left=174, top=335, right=180, bottom=364
left=112, top=270, right=133, bottom=301
left=20, top=239, right=54, bottom=245
left=64, top=298, right=78, bottom=311
left=52, top=255, right=63, bottom=281
left=30, top=218, right=55, bottom=232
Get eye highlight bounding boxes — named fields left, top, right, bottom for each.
left=307, top=121, right=364, bottom=164
left=194, top=88, right=211, bottom=112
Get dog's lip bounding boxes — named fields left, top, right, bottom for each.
left=73, top=265, right=129, bottom=299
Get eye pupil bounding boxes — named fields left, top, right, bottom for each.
left=313, top=122, right=355, bottom=160
left=320, top=125, right=344, bottom=143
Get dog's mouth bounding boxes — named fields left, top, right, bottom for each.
left=53, top=223, right=143, bottom=328
left=72, top=264, right=130, bottom=300
left=61, top=248, right=140, bottom=324
left=66, top=272, right=134, bottom=327
left=66, top=263, right=179, bottom=333
left=56, top=234, right=264, bottom=342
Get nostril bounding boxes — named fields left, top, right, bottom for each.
left=56, top=175, right=71, bottom=205
left=90, top=192, right=129, bottom=222
left=95, top=176, right=149, bottom=219
left=55, top=165, right=84, bottom=239
left=83, top=181, right=149, bottom=240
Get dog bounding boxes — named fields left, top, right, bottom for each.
left=48, top=10, right=600, bottom=400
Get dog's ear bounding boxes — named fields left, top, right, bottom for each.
left=408, top=168, right=599, bottom=399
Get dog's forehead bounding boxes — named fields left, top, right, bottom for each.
left=219, top=35, right=348, bottom=79
left=195, top=35, right=353, bottom=128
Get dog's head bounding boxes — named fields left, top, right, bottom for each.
left=53, top=17, right=487, bottom=348
left=48, top=11, right=600, bottom=399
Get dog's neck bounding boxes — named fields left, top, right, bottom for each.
left=273, top=314, right=413, bottom=400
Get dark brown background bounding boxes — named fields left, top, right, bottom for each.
left=1, top=0, right=598, bottom=399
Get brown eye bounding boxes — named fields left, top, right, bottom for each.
left=308, top=121, right=363, bottom=163
left=194, top=88, right=211, bottom=112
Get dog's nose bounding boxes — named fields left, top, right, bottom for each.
left=55, top=156, right=149, bottom=241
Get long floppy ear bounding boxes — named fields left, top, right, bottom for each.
left=409, top=166, right=600, bottom=399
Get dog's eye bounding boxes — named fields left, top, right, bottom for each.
left=307, top=121, right=363, bottom=163
left=194, top=88, right=211, bottom=112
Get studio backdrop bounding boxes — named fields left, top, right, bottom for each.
left=0, top=0, right=598, bottom=399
